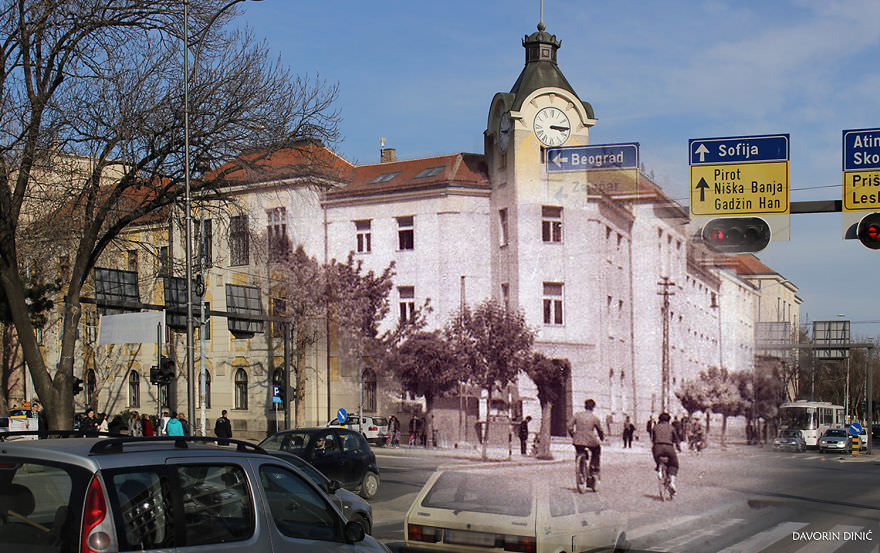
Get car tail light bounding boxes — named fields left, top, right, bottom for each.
left=81, top=476, right=117, bottom=553
left=504, top=534, right=537, bottom=553
left=369, top=426, right=378, bottom=431
left=408, top=524, right=441, bottom=543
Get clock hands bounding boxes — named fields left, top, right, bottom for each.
left=550, top=125, right=570, bottom=132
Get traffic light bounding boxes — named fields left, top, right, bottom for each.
left=701, top=217, right=771, bottom=253
left=857, top=212, right=880, bottom=249
left=149, top=365, right=159, bottom=385
left=72, top=376, right=83, bottom=396
left=158, top=359, right=176, bottom=384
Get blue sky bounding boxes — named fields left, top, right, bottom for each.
left=241, top=0, right=880, bottom=338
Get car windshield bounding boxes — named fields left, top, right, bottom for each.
left=824, top=429, right=847, bottom=437
left=260, top=431, right=314, bottom=454
left=779, top=430, right=800, bottom=438
left=372, top=417, right=388, bottom=426
left=421, top=471, right=532, bottom=517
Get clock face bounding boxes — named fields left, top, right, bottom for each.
left=498, top=115, right=511, bottom=151
left=533, top=107, right=571, bottom=147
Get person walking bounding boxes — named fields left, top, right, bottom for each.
left=31, top=401, right=48, bottom=439
left=646, top=415, right=655, bottom=440
left=214, top=409, right=232, bottom=445
left=605, top=412, right=614, bottom=437
left=388, top=415, right=401, bottom=447
left=128, top=412, right=143, bottom=437
left=141, top=414, right=154, bottom=436
left=178, top=415, right=190, bottom=435
left=519, top=416, right=532, bottom=455
left=80, top=409, right=99, bottom=437
left=164, top=412, right=184, bottom=436
left=408, top=416, right=418, bottom=447
left=159, top=411, right=170, bottom=436
left=622, top=415, right=636, bottom=448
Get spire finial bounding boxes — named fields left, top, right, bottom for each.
left=538, top=0, right=545, bottom=31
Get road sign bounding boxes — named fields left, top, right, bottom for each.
left=336, top=407, right=347, bottom=423
left=849, top=422, right=864, bottom=436
left=842, top=128, right=880, bottom=212
left=689, top=134, right=790, bottom=217
left=547, top=143, right=638, bottom=173
left=272, top=385, right=281, bottom=404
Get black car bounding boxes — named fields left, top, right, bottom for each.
left=260, top=427, right=380, bottom=499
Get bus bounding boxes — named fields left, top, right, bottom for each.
left=778, top=401, right=844, bottom=447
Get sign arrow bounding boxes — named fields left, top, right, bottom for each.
left=696, top=177, right=709, bottom=202
left=551, top=152, right=568, bottom=168
left=695, top=143, right=709, bottom=163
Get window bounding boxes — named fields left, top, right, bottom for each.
left=543, top=282, right=564, bottom=325
left=542, top=206, right=563, bottom=242
left=129, top=370, right=140, bottom=408
left=398, top=286, right=415, bottom=322
left=234, top=368, right=248, bottom=410
left=501, top=283, right=510, bottom=310
left=200, top=370, right=211, bottom=409
left=267, top=207, right=289, bottom=262
left=354, top=219, right=372, bottom=253
left=194, top=218, right=212, bottom=268
left=157, top=245, right=170, bottom=277
left=369, top=171, right=401, bottom=184
left=413, top=166, right=445, bottom=179
left=397, top=216, right=414, bottom=250
left=259, top=464, right=340, bottom=541
left=363, top=367, right=376, bottom=412
left=229, top=215, right=250, bottom=266
left=499, top=208, right=509, bottom=246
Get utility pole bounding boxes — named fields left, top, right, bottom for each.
left=657, top=277, right=675, bottom=412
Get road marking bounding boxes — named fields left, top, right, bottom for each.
left=650, top=518, right=745, bottom=552
left=793, top=525, right=865, bottom=553
left=625, top=514, right=702, bottom=542
left=716, top=521, right=809, bottom=553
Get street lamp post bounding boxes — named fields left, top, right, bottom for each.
left=184, top=0, right=262, bottom=431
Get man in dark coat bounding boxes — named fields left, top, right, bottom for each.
left=80, top=409, right=99, bottom=437
left=519, top=416, right=532, bottom=455
left=214, top=409, right=232, bottom=445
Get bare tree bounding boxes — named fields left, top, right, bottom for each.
left=0, top=0, right=340, bottom=430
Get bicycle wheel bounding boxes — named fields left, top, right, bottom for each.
left=657, top=464, right=669, bottom=501
left=576, top=454, right=588, bottom=494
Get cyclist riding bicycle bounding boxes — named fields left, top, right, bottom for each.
left=568, top=399, right=605, bottom=481
left=652, top=412, right=682, bottom=493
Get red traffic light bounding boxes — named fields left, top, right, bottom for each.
left=701, top=218, right=771, bottom=253
left=857, top=213, right=880, bottom=249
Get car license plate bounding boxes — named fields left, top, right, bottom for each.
left=444, top=529, right=497, bottom=547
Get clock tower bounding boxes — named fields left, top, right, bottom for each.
left=486, top=20, right=633, bottom=431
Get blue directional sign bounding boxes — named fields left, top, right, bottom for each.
left=336, top=407, right=348, bottom=423
left=849, top=422, right=864, bottom=436
left=843, top=128, right=880, bottom=171
left=689, top=134, right=789, bottom=165
left=272, top=385, right=282, bottom=404
left=546, top=143, right=639, bottom=173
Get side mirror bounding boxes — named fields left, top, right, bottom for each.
left=327, top=479, right=341, bottom=493
left=344, top=520, right=366, bottom=543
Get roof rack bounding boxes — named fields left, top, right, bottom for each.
left=0, top=430, right=128, bottom=441
left=88, top=435, right=267, bottom=455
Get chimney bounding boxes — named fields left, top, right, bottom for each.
left=380, top=148, right=397, bottom=163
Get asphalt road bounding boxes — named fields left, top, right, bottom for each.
left=369, top=441, right=880, bottom=552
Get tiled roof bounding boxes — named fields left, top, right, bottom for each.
left=209, top=141, right=355, bottom=185
left=729, top=254, right=777, bottom=276
left=326, top=153, right=490, bottom=200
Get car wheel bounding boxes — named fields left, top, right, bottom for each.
left=360, top=471, right=380, bottom=500
left=349, top=512, right=372, bottom=535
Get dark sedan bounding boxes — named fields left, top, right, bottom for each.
left=260, top=427, right=381, bottom=499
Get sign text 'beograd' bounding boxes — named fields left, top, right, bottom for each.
left=842, top=128, right=880, bottom=212
left=689, top=134, right=790, bottom=217
left=546, top=143, right=638, bottom=173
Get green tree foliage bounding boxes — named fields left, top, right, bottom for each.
left=446, top=299, right=534, bottom=460
left=525, top=353, right=568, bottom=459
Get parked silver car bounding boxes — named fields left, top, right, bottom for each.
left=0, top=434, right=390, bottom=553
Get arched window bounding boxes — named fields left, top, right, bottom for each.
left=200, top=370, right=211, bottom=409
left=234, top=368, right=248, bottom=410
left=129, top=370, right=140, bottom=408
left=363, top=368, right=376, bottom=412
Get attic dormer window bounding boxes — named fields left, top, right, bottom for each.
left=369, top=171, right=400, bottom=184
left=413, top=166, right=445, bottom=179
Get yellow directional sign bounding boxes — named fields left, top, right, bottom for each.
left=689, top=161, right=789, bottom=217
left=843, top=171, right=880, bottom=211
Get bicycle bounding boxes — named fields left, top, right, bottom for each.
left=575, top=449, right=598, bottom=493
left=657, top=454, right=675, bottom=501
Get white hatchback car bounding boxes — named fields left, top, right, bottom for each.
left=326, top=414, right=389, bottom=446
left=404, top=467, right=627, bottom=553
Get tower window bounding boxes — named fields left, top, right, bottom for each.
left=542, top=206, right=563, bottom=243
